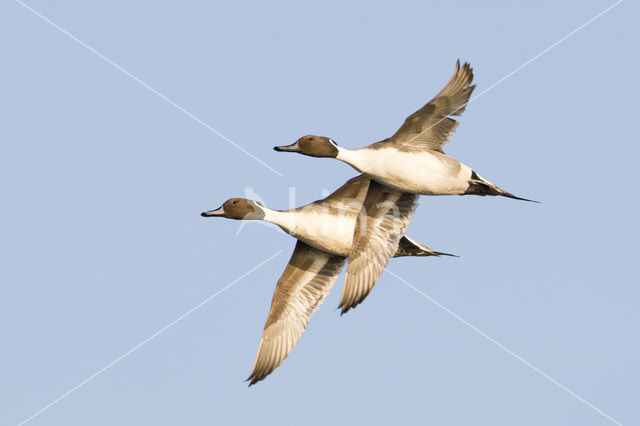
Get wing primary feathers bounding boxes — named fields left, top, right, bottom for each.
left=339, top=181, right=418, bottom=314
left=379, top=60, right=476, bottom=153
left=247, top=241, right=345, bottom=385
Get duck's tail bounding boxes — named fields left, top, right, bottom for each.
left=466, top=171, right=539, bottom=203
left=394, top=236, right=458, bottom=258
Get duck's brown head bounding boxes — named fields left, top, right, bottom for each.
left=201, top=198, right=265, bottom=220
left=274, top=135, right=339, bottom=158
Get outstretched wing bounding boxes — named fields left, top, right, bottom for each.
left=248, top=241, right=345, bottom=385
left=339, top=180, right=417, bottom=314
left=384, top=60, right=475, bottom=153
left=321, top=174, right=371, bottom=206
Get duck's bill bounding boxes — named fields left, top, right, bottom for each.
left=273, top=142, right=300, bottom=152
left=201, top=206, right=225, bottom=217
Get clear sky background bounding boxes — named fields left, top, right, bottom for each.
left=1, top=1, right=638, bottom=425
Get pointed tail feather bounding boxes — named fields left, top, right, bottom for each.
left=432, top=251, right=459, bottom=258
left=467, top=171, right=539, bottom=203
left=498, top=190, right=539, bottom=203
left=394, top=236, right=458, bottom=258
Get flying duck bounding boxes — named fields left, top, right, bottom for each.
left=274, top=60, right=536, bottom=202
left=201, top=175, right=454, bottom=384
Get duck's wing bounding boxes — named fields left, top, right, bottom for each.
left=300, top=174, right=372, bottom=218
left=381, top=60, right=475, bottom=153
left=248, top=241, right=345, bottom=385
left=321, top=174, right=371, bottom=206
left=339, top=180, right=418, bottom=314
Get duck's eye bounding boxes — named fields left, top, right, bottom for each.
left=308, top=137, right=313, bottom=141
left=232, top=200, right=238, bottom=205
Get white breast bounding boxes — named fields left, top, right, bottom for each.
left=264, top=209, right=355, bottom=256
left=337, top=147, right=472, bottom=195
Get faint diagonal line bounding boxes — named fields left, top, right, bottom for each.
left=15, top=0, right=283, bottom=177
left=361, top=0, right=623, bottom=173
left=353, top=250, right=621, bottom=425
left=18, top=250, right=283, bottom=426
left=466, top=0, right=623, bottom=108
left=384, top=266, right=622, bottom=426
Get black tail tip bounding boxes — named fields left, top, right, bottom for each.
left=434, top=251, right=459, bottom=258
left=504, top=193, right=540, bottom=203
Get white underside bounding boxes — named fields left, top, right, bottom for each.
left=337, top=147, right=473, bottom=195
left=263, top=209, right=355, bottom=256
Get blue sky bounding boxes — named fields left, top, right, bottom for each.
left=1, top=1, right=638, bottom=425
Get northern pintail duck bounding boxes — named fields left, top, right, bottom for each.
left=201, top=175, right=454, bottom=384
left=275, top=61, right=535, bottom=202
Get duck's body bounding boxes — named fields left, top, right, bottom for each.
left=262, top=203, right=361, bottom=256
left=336, top=146, right=473, bottom=195
left=275, top=60, right=536, bottom=202
left=201, top=174, right=453, bottom=385
left=265, top=203, right=442, bottom=258
left=251, top=175, right=447, bottom=256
